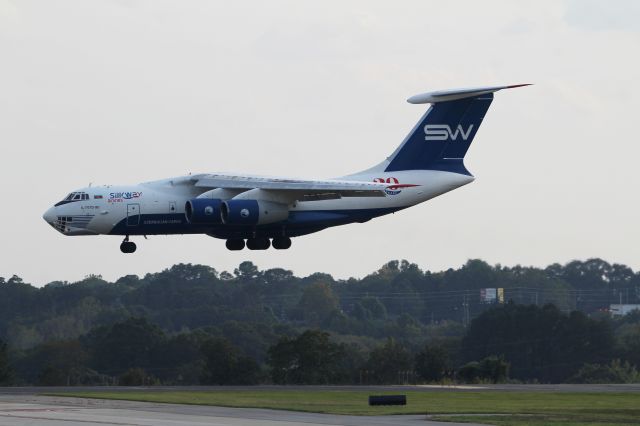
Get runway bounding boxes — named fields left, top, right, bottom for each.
left=0, top=394, right=477, bottom=426
left=1, top=384, right=639, bottom=426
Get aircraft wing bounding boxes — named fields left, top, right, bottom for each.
left=192, top=174, right=387, bottom=200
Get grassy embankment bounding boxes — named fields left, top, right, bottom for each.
left=48, top=389, right=640, bottom=425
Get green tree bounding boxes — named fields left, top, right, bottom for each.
left=396, top=313, right=422, bottom=339
left=456, top=356, right=509, bottom=383
left=153, top=333, right=208, bottom=384
left=234, top=261, right=260, bottom=280
left=3, top=260, right=640, bottom=385
left=461, top=304, right=614, bottom=382
left=457, top=361, right=482, bottom=383
left=221, top=321, right=274, bottom=362
left=478, top=355, right=510, bottom=383
left=415, top=343, right=451, bottom=382
left=200, top=338, right=260, bottom=385
left=569, top=359, right=640, bottom=384
left=6, top=324, right=42, bottom=350
left=352, top=302, right=371, bottom=321
left=366, top=338, right=413, bottom=384
left=118, top=367, right=159, bottom=386
left=617, top=323, right=640, bottom=368
left=268, top=330, right=349, bottom=384
left=0, top=339, right=12, bottom=385
left=83, top=318, right=165, bottom=375
left=14, top=340, right=92, bottom=386
left=298, top=282, right=339, bottom=325
left=360, top=297, right=387, bottom=320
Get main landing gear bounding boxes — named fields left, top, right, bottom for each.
left=120, top=236, right=137, bottom=254
left=225, top=239, right=245, bottom=251
left=225, top=236, right=291, bottom=251
left=272, top=236, right=292, bottom=250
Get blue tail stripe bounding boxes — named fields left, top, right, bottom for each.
left=384, top=94, right=493, bottom=173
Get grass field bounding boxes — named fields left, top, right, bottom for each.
left=48, top=390, right=640, bottom=425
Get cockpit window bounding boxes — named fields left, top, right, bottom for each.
left=56, top=191, right=90, bottom=206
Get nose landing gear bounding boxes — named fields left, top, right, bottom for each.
left=120, top=236, right=137, bottom=253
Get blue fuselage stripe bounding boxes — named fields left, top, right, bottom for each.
left=108, top=207, right=402, bottom=238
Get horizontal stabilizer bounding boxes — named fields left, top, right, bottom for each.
left=407, top=84, right=531, bottom=104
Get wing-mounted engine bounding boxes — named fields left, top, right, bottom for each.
left=185, top=198, right=223, bottom=224
left=185, top=188, right=245, bottom=225
left=221, top=200, right=289, bottom=225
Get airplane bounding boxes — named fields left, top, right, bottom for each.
left=42, top=84, right=529, bottom=253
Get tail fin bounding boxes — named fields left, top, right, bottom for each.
left=384, top=84, right=530, bottom=175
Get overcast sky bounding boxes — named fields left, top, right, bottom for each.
left=1, top=0, right=639, bottom=285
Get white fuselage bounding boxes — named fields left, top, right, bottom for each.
left=43, top=169, right=473, bottom=239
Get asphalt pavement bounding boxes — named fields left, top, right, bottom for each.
left=0, top=394, right=477, bottom=426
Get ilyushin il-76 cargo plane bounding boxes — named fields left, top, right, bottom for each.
left=43, top=84, right=529, bottom=253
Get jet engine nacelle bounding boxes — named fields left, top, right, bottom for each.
left=185, top=198, right=223, bottom=224
left=221, top=200, right=289, bottom=225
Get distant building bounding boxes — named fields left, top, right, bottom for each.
left=610, top=304, right=640, bottom=317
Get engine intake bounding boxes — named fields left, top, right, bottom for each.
left=221, top=200, right=289, bottom=225
left=185, top=199, right=223, bottom=224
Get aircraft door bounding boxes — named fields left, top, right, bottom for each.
left=127, top=203, right=140, bottom=226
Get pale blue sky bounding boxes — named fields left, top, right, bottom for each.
left=1, top=0, right=638, bottom=284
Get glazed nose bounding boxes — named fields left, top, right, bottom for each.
left=42, top=206, right=56, bottom=224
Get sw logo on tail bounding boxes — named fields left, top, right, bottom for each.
left=424, top=124, right=474, bottom=141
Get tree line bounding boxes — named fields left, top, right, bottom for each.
left=0, top=258, right=639, bottom=385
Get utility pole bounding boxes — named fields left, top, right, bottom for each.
left=462, top=294, right=470, bottom=327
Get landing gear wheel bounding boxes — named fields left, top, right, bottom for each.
left=272, top=236, right=292, bottom=250
left=226, top=239, right=245, bottom=251
left=246, top=237, right=270, bottom=250
left=120, top=241, right=136, bottom=253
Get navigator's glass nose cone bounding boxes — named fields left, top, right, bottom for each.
left=43, top=206, right=56, bottom=224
